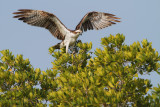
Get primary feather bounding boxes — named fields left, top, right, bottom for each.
left=76, top=11, right=120, bottom=31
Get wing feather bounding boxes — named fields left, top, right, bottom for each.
left=76, top=11, right=120, bottom=32
left=13, top=9, right=69, bottom=40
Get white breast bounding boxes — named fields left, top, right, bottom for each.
left=64, top=32, right=80, bottom=46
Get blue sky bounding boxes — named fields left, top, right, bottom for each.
left=0, top=0, right=160, bottom=87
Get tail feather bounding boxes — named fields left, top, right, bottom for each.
left=52, top=43, right=60, bottom=49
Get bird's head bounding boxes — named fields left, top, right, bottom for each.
left=75, top=29, right=82, bottom=35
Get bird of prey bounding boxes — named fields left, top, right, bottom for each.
left=13, top=9, right=120, bottom=53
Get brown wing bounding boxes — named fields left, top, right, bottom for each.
left=13, top=9, right=69, bottom=40
left=76, top=11, right=120, bottom=32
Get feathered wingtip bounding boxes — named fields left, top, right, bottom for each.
left=12, top=9, right=32, bottom=18
left=13, top=9, right=32, bottom=14
left=104, top=13, right=121, bottom=23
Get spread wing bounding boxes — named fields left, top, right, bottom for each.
left=13, top=9, right=69, bottom=40
left=76, top=11, right=120, bottom=32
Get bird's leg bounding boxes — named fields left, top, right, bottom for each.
left=66, top=43, right=69, bottom=53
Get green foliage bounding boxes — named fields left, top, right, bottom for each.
left=0, top=50, right=57, bottom=106
left=0, top=34, right=160, bottom=106
left=148, top=84, right=160, bottom=106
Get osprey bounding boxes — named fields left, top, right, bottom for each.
left=13, top=9, right=120, bottom=53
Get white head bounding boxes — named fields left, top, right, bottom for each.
left=75, top=29, right=82, bottom=35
